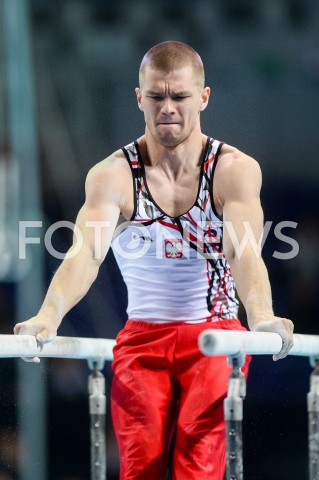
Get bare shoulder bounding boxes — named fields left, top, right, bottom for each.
left=217, top=144, right=261, bottom=178
left=86, top=149, right=131, bottom=188
left=215, top=144, right=262, bottom=202
left=84, top=149, right=133, bottom=213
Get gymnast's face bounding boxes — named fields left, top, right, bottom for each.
left=136, top=65, right=210, bottom=148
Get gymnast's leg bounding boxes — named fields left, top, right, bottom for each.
left=172, top=321, right=250, bottom=480
left=111, top=321, right=177, bottom=480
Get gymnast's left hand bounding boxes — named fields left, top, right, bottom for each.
left=13, top=315, right=58, bottom=363
left=251, top=316, right=294, bottom=361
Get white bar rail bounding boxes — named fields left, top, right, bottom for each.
left=0, top=335, right=116, bottom=361
left=198, top=330, right=319, bottom=358
left=2, top=332, right=319, bottom=361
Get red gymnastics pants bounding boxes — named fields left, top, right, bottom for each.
left=111, top=318, right=250, bottom=480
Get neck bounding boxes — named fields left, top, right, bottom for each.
left=140, top=128, right=206, bottom=178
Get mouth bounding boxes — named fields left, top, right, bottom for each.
left=157, top=122, right=180, bottom=125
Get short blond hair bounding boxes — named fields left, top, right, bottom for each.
left=139, top=41, right=205, bottom=90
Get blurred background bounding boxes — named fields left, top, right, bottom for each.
left=0, top=0, right=318, bottom=478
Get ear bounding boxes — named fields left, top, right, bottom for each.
left=199, top=86, right=210, bottom=112
left=135, top=87, right=143, bottom=111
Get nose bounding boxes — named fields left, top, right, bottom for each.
left=160, top=97, right=176, bottom=115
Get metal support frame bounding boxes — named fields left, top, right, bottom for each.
left=224, top=354, right=246, bottom=480
left=88, top=360, right=107, bottom=480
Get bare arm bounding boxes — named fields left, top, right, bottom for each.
left=14, top=153, right=128, bottom=348
left=216, top=147, right=294, bottom=360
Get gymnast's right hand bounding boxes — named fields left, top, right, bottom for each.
left=13, top=316, right=58, bottom=363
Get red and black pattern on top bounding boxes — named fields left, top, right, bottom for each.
left=121, top=137, right=239, bottom=319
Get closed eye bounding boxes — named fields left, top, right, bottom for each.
left=148, top=95, right=164, bottom=101
left=172, top=96, right=189, bottom=101
left=147, top=95, right=190, bottom=101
